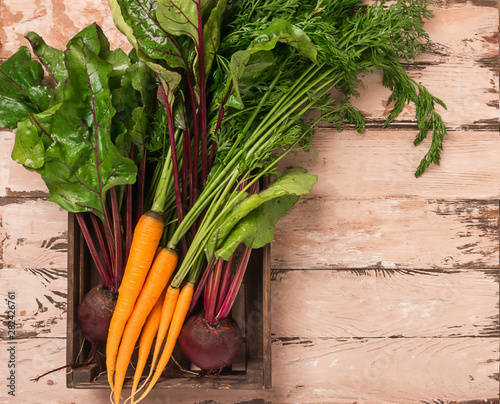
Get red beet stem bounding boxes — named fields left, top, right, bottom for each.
left=216, top=251, right=237, bottom=315
left=189, top=257, right=214, bottom=316
left=205, top=258, right=224, bottom=323
left=217, top=246, right=252, bottom=321
left=90, top=213, right=112, bottom=284
left=110, top=187, right=123, bottom=290
left=75, top=213, right=110, bottom=288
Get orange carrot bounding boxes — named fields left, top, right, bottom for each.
left=129, top=289, right=165, bottom=403
left=106, top=210, right=164, bottom=390
left=135, top=282, right=194, bottom=403
left=130, top=284, right=180, bottom=403
left=149, top=284, right=180, bottom=373
left=112, top=247, right=178, bottom=404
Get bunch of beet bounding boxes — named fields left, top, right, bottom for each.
left=179, top=246, right=252, bottom=372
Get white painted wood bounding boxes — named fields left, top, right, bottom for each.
left=272, top=198, right=499, bottom=270
left=278, top=129, right=500, bottom=200
left=271, top=269, right=499, bottom=338
left=1, top=337, right=497, bottom=403
left=0, top=199, right=67, bottom=272
left=270, top=336, right=499, bottom=403
left=0, top=199, right=67, bottom=339
left=0, top=338, right=112, bottom=404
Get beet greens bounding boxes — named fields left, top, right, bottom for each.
left=4, top=24, right=161, bottom=293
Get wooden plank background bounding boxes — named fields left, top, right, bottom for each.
left=0, top=0, right=498, bottom=403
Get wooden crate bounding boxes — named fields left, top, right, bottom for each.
left=66, top=212, right=272, bottom=390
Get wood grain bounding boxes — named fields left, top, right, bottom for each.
left=271, top=269, right=499, bottom=339
left=2, top=336, right=497, bottom=403
left=272, top=198, right=499, bottom=270
left=4, top=128, right=499, bottom=200
left=278, top=129, right=500, bottom=200
left=0, top=198, right=67, bottom=339
left=271, top=336, right=499, bottom=403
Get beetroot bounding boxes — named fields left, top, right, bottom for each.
left=77, top=283, right=116, bottom=345
left=178, top=311, right=242, bottom=371
left=32, top=284, right=116, bottom=381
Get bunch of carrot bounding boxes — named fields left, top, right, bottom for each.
left=105, top=132, right=200, bottom=402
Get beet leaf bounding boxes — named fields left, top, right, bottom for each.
left=41, top=37, right=137, bottom=221
left=0, top=47, right=52, bottom=128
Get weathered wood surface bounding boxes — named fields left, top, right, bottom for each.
left=0, top=0, right=498, bottom=403
left=278, top=129, right=500, bottom=200
left=273, top=198, right=499, bottom=270
left=271, top=269, right=499, bottom=338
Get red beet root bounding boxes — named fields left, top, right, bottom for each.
left=32, top=284, right=116, bottom=382
left=77, top=283, right=117, bottom=344
left=178, top=312, right=242, bottom=371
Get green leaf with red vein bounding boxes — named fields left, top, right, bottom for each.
left=113, top=0, right=186, bottom=69
left=41, top=37, right=137, bottom=221
left=156, top=0, right=217, bottom=46
left=0, top=47, right=53, bottom=129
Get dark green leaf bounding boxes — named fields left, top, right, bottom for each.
left=115, top=0, right=186, bottom=69
left=73, top=23, right=131, bottom=90
left=42, top=37, right=137, bottom=220
left=73, top=23, right=111, bottom=57
left=112, top=60, right=156, bottom=160
left=200, top=0, right=227, bottom=77
left=129, top=61, right=156, bottom=151
left=24, top=32, right=67, bottom=85
left=25, top=85, right=52, bottom=111
left=11, top=103, right=60, bottom=170
left=0, top=47, right=47, bottom=128
left=107, top=48, right=132, bottom=91
left=229, top=50, right=274, bottom=107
